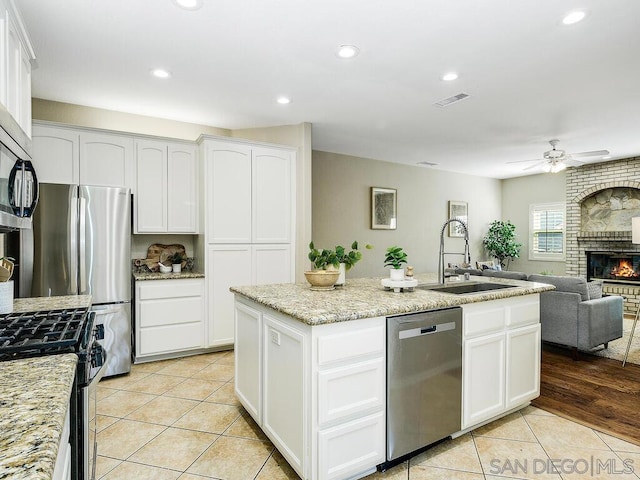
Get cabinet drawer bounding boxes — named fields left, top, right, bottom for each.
left=317, top=325, right=385, bottom=365
left=506, top=295, right=540, bottom=328
left=137, top=279, right=204, bottom=300
left=318, top=357, right=385, bottom=426
left=139, top=297, right=203, bottom=327
left=318, top=411, right=385, bottom=480
left=463, top=304, right=506, bottom=338
left=138, top=323, right=203, bottom=355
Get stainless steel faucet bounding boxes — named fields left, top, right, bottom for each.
left=438, top=219, right=471, bottom=284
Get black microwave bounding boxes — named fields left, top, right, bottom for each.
left=0, top=126, right=38, bottom=231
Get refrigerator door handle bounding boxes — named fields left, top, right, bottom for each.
left=79, top=195, right=87, bottom=294
left=69, top=192, right=79, bottom=294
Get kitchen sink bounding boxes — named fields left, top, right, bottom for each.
left=416, top=281, right=518, bottom=295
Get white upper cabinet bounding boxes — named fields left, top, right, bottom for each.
left=0, top=0, right=34, bottom=138
left=31, top=123, right=134, bottom=189
left=205, top=143, right=252, bottom=243
left=79, top=132, right=133, bottom=188
left=31, top=124, right=79, bottom=184
left=252, top=147, right=292, bottom=244
left=203, top=140, right=293, bottom=244
left=135, top=139, right=198, bottom=234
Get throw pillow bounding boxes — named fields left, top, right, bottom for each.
left=587, top=281, right=603, bottom=300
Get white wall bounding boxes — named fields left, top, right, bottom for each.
left=312, top=151, right=502, bottom=279
left=501, top=171, right=567, bottom=275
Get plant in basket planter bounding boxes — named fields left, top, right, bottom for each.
left=384, top=246, right=408, bottom=281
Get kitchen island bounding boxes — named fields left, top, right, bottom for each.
left=231, top=274, right=555, bottom=480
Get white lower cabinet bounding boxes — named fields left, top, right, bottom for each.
left=263, top=313, right=306, bottom=475
left=234, top=297, right=386, bottom=480
left=52, top=404, right=71, bottom=480
left=462, top=294, right=541, bottom=429
left=135, top=279, right=205, bottom=359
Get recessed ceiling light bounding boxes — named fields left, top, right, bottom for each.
left=151, top=68, right=171, bottom=79
left=562, top=10, right=586, bottom=25
left=442, top=72, right=458, bottom=81
left=276, top=97, right=291, bottom=105
left=336, top=45, right=360, bottom=59
left=173, top=0, right=203, bottom=10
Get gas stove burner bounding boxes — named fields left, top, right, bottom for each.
left=0, top=308, right=90, bottom=357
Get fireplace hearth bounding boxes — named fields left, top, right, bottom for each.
left=587, top=251, right=640, bottom=284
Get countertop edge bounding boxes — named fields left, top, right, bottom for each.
left=133, top=272, right=205, bottom=281
left=231, top=276, right=555, bottom=326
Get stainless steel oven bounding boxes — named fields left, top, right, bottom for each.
left=0, top=307, right=105, bottom=480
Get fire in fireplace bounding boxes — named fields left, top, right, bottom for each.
left=587, top=251, right=640, bottom=283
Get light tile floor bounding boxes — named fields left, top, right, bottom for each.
left=96, top=351, right=640, bottom=480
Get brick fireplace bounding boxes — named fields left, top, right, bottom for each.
left=566, top=156, right=640, bottom=314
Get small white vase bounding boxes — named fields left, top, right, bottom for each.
left=334, top=263, right=346, bottom=286
left=172, top=263, right=182, bottom=273
left=390, top=268, right=405, bottom=281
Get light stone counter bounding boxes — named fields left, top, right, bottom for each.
left=0, top=354, right=78, bottom=480
left=132, top=271, right=205, bottom=281
left=13, top=294, right=92, bottom=313
left=230, top=273, right=556, bottom=326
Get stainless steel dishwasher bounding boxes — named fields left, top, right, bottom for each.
left=386, top=306, right=462, bottom=463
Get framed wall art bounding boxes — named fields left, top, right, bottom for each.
left=371, top=187, right=397, bottom=230
left=448, top=200, right=468, bottom=237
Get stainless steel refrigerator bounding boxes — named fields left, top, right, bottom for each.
left=29, top=183, right=131, bottom=377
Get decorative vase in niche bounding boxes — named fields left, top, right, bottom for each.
left=389, top=268, right=405, bottom=281
left=172, top=263, right=181, bottom=273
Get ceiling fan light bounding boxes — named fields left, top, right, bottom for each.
left=550, top=162, right=567, bottom=173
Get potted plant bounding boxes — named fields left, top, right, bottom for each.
left=384, top=246, right=408, bottom=281
left=482, top=220, right=522, bottom=270
left=169, top=251, right=184, bottom=273
left=305, top=242, right=340, bottom=290
left=333, top=241, right=373, bottom=286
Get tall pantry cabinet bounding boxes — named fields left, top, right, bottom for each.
left=199, top=137, right=296, bottom=348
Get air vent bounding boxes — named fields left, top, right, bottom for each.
left=434, top=93, right=470, bottom=107
left=417, top=161, right=438, bottom=167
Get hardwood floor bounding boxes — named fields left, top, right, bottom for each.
left=532, top=343, right=640, bottom=446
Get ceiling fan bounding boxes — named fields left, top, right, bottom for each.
left=508, top=139, right=610, bottom=173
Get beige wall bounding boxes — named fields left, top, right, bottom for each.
left=501, top=172, right=567, bottom=275
left=33, top=98, right=230, bottom=140
left=312, top=151, right=502, bottom=279
left=32, top=99, right=312, bottom=280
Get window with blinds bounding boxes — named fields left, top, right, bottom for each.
left=529, top=203, right=566, bottom=261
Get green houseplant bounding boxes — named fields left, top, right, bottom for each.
left=306, top=242, right=340, bottom=290
left=384, top=246, right=408, bottom=280
left=169, top=251, right=184, bottom=273
left=333, top=241, right=373, bottom=285
left=482, top=220, right=522, bottom=270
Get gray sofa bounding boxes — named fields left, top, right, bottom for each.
left=454, top=268, right=624, bottom=357
left=528, top=274, right=623, bottom=357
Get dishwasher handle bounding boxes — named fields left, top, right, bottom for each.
left=398, top=321, right=456, bottom=340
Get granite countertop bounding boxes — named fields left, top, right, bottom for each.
left=12, top=295, right=92, bottom=313
left=0, top=354, right=78, bottom=480
left=230, top=273, right=556, bottom=326
left=133, top=271, right=205, bottom=281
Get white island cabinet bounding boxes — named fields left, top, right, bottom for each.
left=233, top=279, right=545, bottom=480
